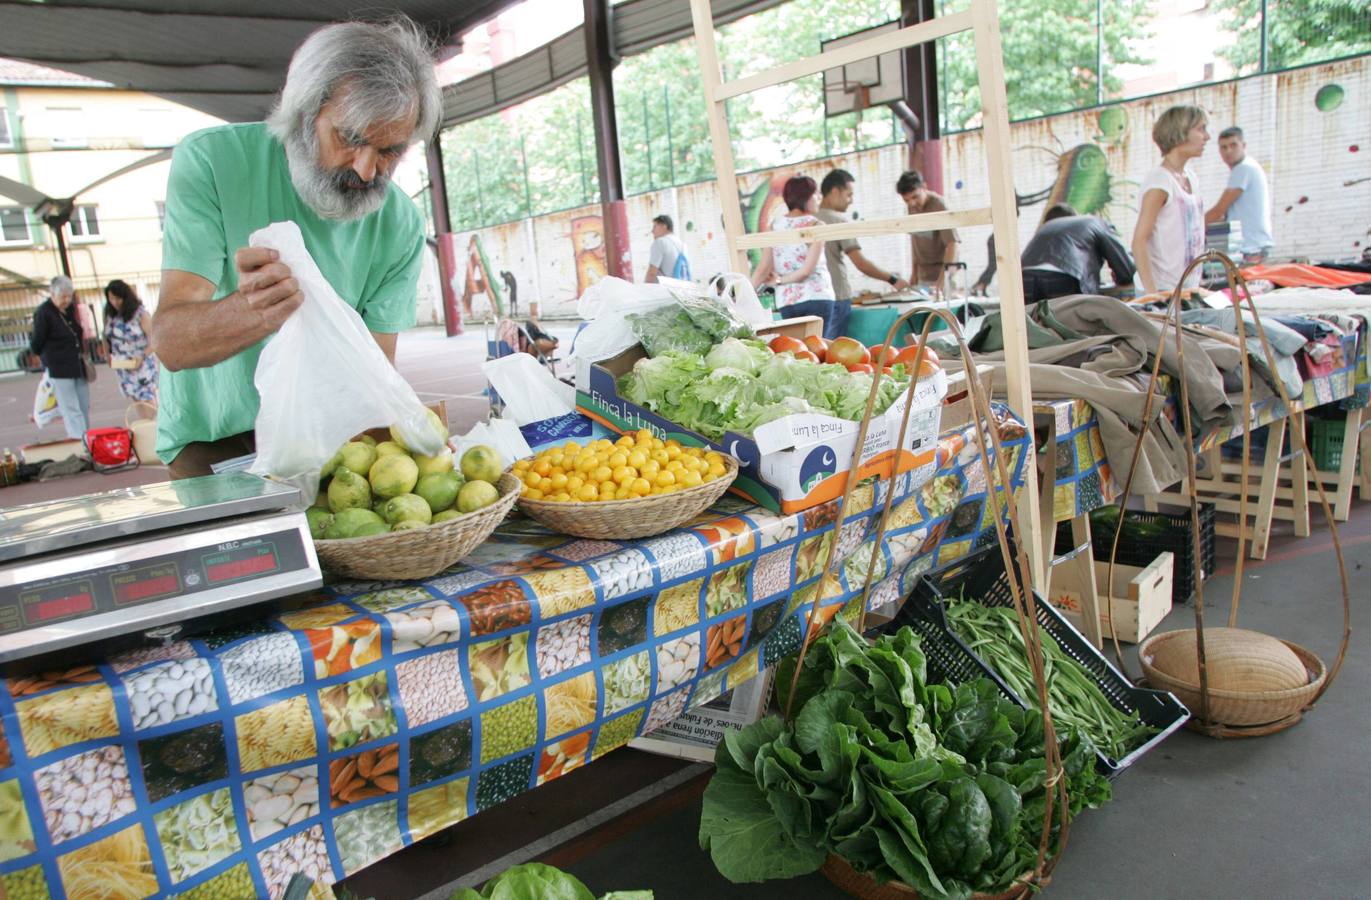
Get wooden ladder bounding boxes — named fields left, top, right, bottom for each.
left=687, top=0, right=1045, bottom=587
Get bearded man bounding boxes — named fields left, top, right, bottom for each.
left=151, top=18, right=440, bottom=478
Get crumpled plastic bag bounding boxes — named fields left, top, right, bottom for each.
left=247, top=221, right=442, bottom=506
left=482, top=353, right=574, bottom=426
left=31, top=374, right=61, bottom=428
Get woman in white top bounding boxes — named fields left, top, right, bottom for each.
left=1132, top=104, right=1210, bottom=293
left=750, top=175, right=836, bottom=334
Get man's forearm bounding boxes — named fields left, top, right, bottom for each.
left=152, top=293, right=273, bottom=371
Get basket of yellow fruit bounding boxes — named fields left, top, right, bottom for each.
left=309, top=415, right=520, bottom=580
left=512, top=430, right=739, bottom=539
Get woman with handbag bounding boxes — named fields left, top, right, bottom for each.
left=29, top=275, right=92, bottom=440
left=104, top=279, right=159, bottom=403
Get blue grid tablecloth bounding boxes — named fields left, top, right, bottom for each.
left=0, top=413, right=1030, bottom=900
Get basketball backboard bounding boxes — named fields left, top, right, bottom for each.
left=822, top=21, right=905, bottom=118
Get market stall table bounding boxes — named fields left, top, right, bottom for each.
left=0, top=413, right=1030, bottom=899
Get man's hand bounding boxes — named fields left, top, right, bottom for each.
left=235, top=248, right=303, bottom=330
left=891, top=277, right=910, bottom=291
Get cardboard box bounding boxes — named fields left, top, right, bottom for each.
left=576, top=318, right=950, bottom=513
left=1050, top=552, right=1174, bottom=644
left=938, top=365, right=993, bottom=432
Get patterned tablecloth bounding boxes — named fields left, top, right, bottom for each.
left=0, top=413, right=1030, bottom=900
left=1041, top=328, right=1366, bottom=522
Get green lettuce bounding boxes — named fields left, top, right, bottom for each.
left=451, top=863, right=652, bottom=900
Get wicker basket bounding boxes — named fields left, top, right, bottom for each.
left=313, top=473, right=520, bottom=580
left=1139, top=629, right=1326, bottom=728
left=514, top=456, right=738, bottom=539
left=819, top=854, right=1033, bottom=900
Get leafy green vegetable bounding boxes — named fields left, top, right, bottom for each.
left=698, top=620, right=1112, bottom=898
left=626, top=293, right=753, bottom=359
left=618, top=344, right=913, bottom=440
left=943, top=600, right=1156, bottom=761
left=450, top=862, right=653, bottom=900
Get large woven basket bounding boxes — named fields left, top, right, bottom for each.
left=313, top=473, right=520, bottom=580
left=515, top=456, right=738, bottom=539
left=1139, top=629, right=1326, bottom=728
left=819, top=854, right=1033, bottom=900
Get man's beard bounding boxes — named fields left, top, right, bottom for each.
left=283, top=127, right=389, bottom=221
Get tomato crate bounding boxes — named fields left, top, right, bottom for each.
left=1055, top=503, right=1215, bottom=604
left=888, top=544, right=1189, bottom=779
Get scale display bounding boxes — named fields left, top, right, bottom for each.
left=0, top=529, right=312, bottom=639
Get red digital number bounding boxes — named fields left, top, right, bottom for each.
left=30, top=593, right=94, bottom=622
left=116, top=574, right=179, bottom=604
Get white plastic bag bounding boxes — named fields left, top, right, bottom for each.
left=481, top=353, right=574, bottom=425
left=571, top=276, right=675, bottom=362
left=31, top=375, right=61, bottom=428
left=247, top=221, right=442, bottom=505
left=710, top=272, right=773, bottom=327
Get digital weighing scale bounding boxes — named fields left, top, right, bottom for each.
left=0, top=473, right=323, bottom=666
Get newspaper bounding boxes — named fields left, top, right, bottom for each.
left=630, top=669, right=773, bottom=763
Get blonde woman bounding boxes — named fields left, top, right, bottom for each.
left=1132, top=105, right=1210, bottom=292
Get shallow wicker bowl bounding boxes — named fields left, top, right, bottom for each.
left=313, top=473, right=520, bottom=580
left=514, top=455, right=738, bottom=539
left=1139, top=628, right=1326, bottom=727
left=819, top=854, right=1033, bottom=900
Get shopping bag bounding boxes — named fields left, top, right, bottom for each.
left=84, top=427, right=139, bottom=473
left=31, top=375, right=61, bottom=428
left=709, top=272, right=773, bottom=327
left=246, top=221, right=443, bottom=506
left=571, top=276, right=675, bottom=362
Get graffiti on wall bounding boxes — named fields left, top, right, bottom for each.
left=570, top=215, right=608, bottom=295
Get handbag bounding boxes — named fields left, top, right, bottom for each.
left=57, top=308, right=97, bottom=382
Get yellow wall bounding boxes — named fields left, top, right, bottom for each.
left=0, top=84, right=223, bottom=297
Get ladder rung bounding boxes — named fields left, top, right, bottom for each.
left=715, top=11, right=975, bottom=102
left=734, top=207, right=994, bottom=250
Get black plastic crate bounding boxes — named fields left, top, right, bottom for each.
left=891, top=545, right=1189, bottom=779
left=1055, top=503, right=1215, bottom=604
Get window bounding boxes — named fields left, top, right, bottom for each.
left=155, top=200, right=166, bottom=233
left=0, top=207, right=30, bottom=245
left=46, top=107, right=85, bottom=148
left=0, top=109, right=12, bottom=149
left=67, top=205, right=101, bottom=243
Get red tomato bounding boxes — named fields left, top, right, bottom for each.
left=846, top=363, right=875, bottom=374
left=827, top=337, right=871, bottom=368
left=892, top=344, right=941, bottom=369
left=793, top=349, right=820, bottom=364
left=802, top=335, right=829, bottom=361
left=768, top=335, right=807, bottom=355
left=868, top=343, right=892, bottom=366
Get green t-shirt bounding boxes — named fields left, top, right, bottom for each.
left=157, top=122, right=423, bottom=463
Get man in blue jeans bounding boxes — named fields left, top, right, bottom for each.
left=816, top=169, right=908, bottom=339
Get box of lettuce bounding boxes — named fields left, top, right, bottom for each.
left=576, top=316, right=951, bottom=514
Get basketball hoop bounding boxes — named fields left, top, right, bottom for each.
left=822, top=21, right=905, bottom=120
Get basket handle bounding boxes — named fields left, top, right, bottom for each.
left=1105, top=251, right=1352, bottom=735
left=782, top=307, right=1071, bottom=887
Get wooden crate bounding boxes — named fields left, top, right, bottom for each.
left=1049, top=553, right=1173, bottom=644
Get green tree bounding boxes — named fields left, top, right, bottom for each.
left=1212, top=0, right=1371, bottom=73
left=936, top=0, right=1154, bottom=132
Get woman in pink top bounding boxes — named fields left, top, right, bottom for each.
left=749, top=175, right=836, bottom=333
left=1132, top=104, right=1210, bottom=292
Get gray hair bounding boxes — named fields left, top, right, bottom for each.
left=49, top=275, right=73, bottom=295
left=267, top=18, right=441, bottom=148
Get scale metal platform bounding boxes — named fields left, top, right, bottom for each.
left=0, top=473, right=322, bottom=665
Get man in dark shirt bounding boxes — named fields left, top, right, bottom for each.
left=1020, top=203, right=1135, bottom=302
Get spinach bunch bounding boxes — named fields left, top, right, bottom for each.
left=698, top=621, right=1111, bottom=899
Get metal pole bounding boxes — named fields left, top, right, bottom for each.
left=643, top=91, right=654, bottom=190
left=425, top=140, right=452, bottom=236
left=1259, top=0, right=1269, bottom=71
left=582, top=0, right=625, bottom=202
left=664, top=85, right=675, bottom=184
left=576, top=111, right=590, bottom=204
left=519, top=134, right=533, bottom=216
left=472, top=149, right=485, bottom=225
left=1096, top=0, right=1104, bottom=105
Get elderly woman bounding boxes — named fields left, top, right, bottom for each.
left=30, top=275, right=92, bottom=440
left=150, top=18, right=441, bottom=478
left=1133, top=105, right=1210, bottom=293
left=750, top=175, right=838, bottom=336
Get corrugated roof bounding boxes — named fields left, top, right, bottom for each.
left=0, top=1, right=519, bottom=122
left=0, top=58, right=109, bottom=87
